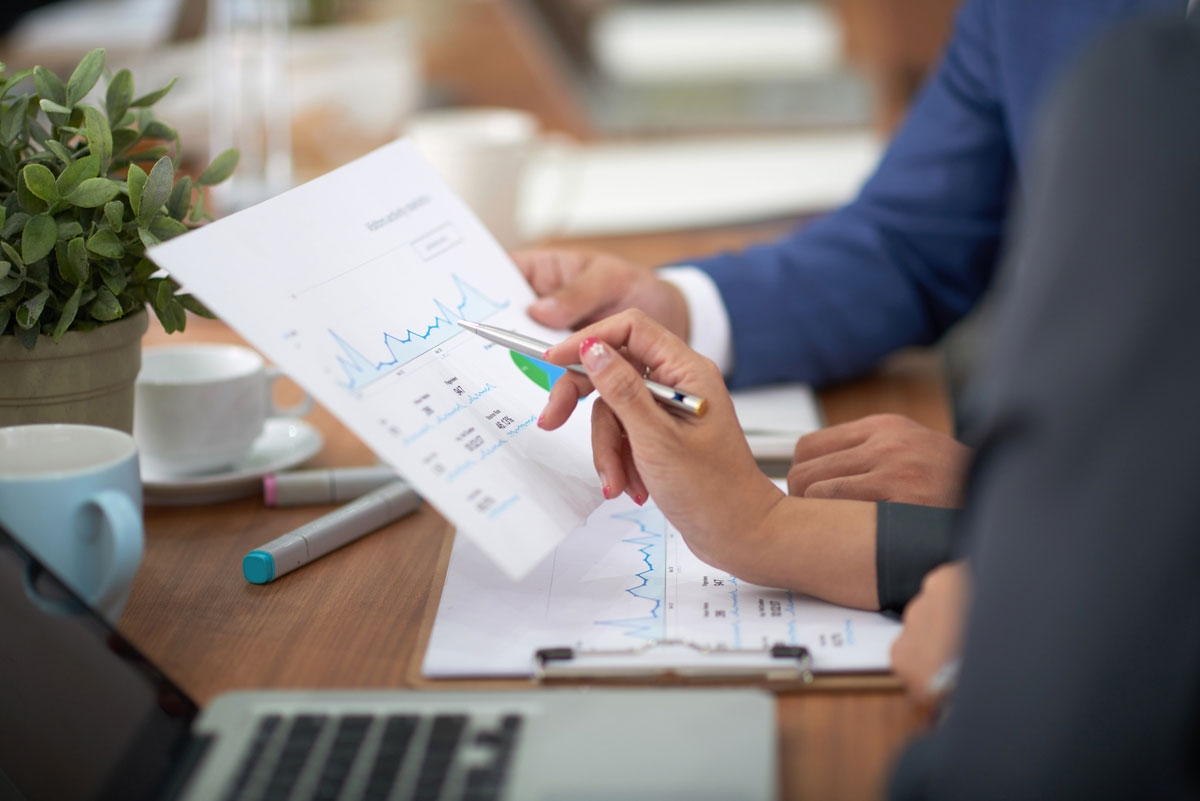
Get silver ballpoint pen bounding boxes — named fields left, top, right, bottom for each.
left=456, top=320, right=708, bottom=417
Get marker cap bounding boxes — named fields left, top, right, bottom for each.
left=243, top=550, right=276, bottom=584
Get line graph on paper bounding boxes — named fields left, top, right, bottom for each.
left=329, top=274, right=509, bottom=391
left=582, top=505, right=775, bottom=652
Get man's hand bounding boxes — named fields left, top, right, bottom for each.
left=511, top=249, right=689, bottom=339
left=890, top=562, right=970, bottom=708
left=787, top=414, right=972, bottom=508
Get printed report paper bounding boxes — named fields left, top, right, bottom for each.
left=425, top=492, right=902, bottom=677
left=149, top=140, right=601, bottom=578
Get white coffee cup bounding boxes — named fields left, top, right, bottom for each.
left=134, top=344, right=313, bottom=475
left=405, top=107, right=574, bottom=248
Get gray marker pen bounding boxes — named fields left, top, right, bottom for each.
left=243, top=480, right=421, bottom=584
left=263, top=465, right=399, bottom=507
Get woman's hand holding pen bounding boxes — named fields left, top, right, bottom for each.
left=540, top=310, right=780, bottom=571
left=539, top=311, right=878, bottom=612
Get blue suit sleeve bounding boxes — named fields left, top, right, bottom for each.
left=693, top=0, right=1012, bottom=388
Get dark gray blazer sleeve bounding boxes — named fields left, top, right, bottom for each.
left=875, top=502, right=958, bottom=613
left=892, top=16, right=1200, bottom=800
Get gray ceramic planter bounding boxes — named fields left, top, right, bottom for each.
left=0, top=310, right=149, bottom=433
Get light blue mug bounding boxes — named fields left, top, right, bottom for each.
left=0, top=424, right=144, bottom=624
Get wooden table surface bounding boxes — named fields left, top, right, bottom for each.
left=118, top=4, right=949, bottom=797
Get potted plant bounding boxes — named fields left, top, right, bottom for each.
left=0, top=49, right=237, bottom=432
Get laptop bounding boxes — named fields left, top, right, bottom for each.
left=0, top=523, right=777, bottom=801
left=505, top=0, right=873, bottom=134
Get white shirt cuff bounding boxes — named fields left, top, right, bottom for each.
left=659, top=266, right=735, bottom=377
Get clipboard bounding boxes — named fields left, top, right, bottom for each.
left=534, top=641, right=813, bottom=683
left=419, top=526, right=904, bottom=692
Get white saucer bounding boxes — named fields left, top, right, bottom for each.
left=141, top=419, right=324, bottom=505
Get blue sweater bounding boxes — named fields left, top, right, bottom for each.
left=693, top=0, right=1183, bottom=389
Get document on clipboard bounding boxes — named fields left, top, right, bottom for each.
left=423, top=492, right=902, bottom=679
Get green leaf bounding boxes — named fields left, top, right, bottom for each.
left=132, top=257, right=156, bottom=283
left=196, top=148, right=239, bottom=186
left=167, top=175, right=192, bottom=221
left=0, top=100, right=22, bottom=146
left=137, top=226, right=160, bottom=249
left=101, top=268, right=126, bottom=296
left=154, top=277, right=174, bottom=309
left=0, top=303, right=9, bottom=335
left=137, top=155, right=173, bottom=227
left=0, top=260, right=8, bottom=280
left=177, top=293, right=214, bottom=318
left=0, top=67, right=34, bottom=100
left=15, top=287, right=49, bottom=329
left=86, top=228, right=123, bottom=258
left=165, top=297, right=186, bottom=332
left=188, top=189, right=209, bottom=223
left=0, top=275, right=20, bottom=297
left=105, top=68, right=134, bottom=124
left=150, top=289, right=185, bottom=334
left=1, top=241, right=23, bottom=267
left=33, top=66, right=66, bottom=106
left=123, top=146, right=168, bottom=165
left=52, top=284, right=84, bottom=342
left=89, top=286, right=122, bottom=321
left=63, top=236, right=88, bottom=284
left=25, top=112, right=52, bottom=148
left=56, top=220, right=83, bottom=240
left=0, top=145, right=18, bottom=184
left=14, top=322, right=39, bottom=349
left=149, top=214, right=188, bottom=240
left=66, top=177, right=119, bottom=207
left=129, top=76, right=177, bottom=108
left=55, top=154, right=98, bottom=196
left=126, top=162, right=147, bottom=216
left=16, top=169, right=47, bottom=214
left=21, top=163, right=58, bottom=202
left=44, top=139, right=72, bottom=165
left=25, top=257, right=48, bottom=287
left=66, top=49, right=105, bottom=107
left=21, top=214, right=56, bottom=264
left=39, top=98, right=71, bottom=115
left=83, top=106, right=112, bottom=173
left=111, top=127, right=139, bottom=158
left=140, top=119, right=177, bottom=141
left=104, top=200, right=123, bottom=232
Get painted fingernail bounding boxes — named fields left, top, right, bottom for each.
left=537, top=413, right=546, bottom=428
left=634, top=493, right=646, bottom=506
left=579, top=337, right=612, bottom=371
left=542, top=349, right=552, bottom=359
left=599, top=472, right=610, bottom=498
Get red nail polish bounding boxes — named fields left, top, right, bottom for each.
left=542, top=349, right=551, bottom=358
left=537, top=414, right=545, bottom=428
left=580, top=336, right=599, bottom=352
left=602, top=485, right=612, bottom=499
left=634, top=494, right=646, bottom=506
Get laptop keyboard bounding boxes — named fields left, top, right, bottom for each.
left=220, top=712, right=522, bottom=801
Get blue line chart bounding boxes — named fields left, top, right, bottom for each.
left=594, top=506, right=668, bottom=640
left=329, top=274, right=509, bottom=391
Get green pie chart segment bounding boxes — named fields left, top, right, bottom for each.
left=510, top=351, right=566, bottom=391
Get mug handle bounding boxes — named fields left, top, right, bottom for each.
left=87, top=489, right=145, bottom=618
left=265, top=365, right=314, bottom=418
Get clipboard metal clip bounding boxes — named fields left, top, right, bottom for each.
left=533, top=640, right=813, bottom=683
